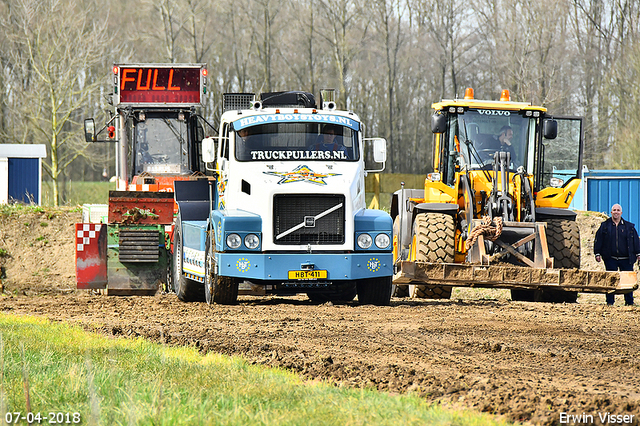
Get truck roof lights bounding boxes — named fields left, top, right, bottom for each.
left=500, top=89, right=511, bottom=101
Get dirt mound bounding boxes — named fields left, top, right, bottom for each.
left=0, top=208, right=79, bottom=295
left=1, top=208, right=639, bottom=426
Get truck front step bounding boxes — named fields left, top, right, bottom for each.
left=393, top=261, right=638, bottom=294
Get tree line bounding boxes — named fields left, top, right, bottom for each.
left=1, top=0, right=639, bottom=205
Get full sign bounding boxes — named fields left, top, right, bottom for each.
left=116, top=65, right=204, bottom=106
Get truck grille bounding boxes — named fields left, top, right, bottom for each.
left=273, top=195, right=345, bottom=245
left=118, top=229, right=160, bottom=262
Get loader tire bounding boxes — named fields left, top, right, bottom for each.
left=392, top=284, right=409, bottom=298
left=535, top=219, right=580, bottom=303
left=408, top=213, right=454, bottom=299
left=307, top=282, right=357, bottom=303
left=172, top=216, right=205, bottom=302
left=357, top=276, right=393, bottom=306
left=204, top=231, right=238, bottom=305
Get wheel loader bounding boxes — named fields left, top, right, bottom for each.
left=391, top=88, right=637, bottom=302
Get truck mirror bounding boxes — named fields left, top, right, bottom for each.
left=431, top=112, right=446, bottom=133
left=84, top=118, right=96, bottom=142
left=364, top=137, right=387, bottom=173
left=202, top=137, right=216, bottom=163
left=543, top=119, right=557, bottom=139
left=372, top=138, right=387, bottom=163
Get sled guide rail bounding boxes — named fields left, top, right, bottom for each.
left=393, top=261, right=638, bottom=294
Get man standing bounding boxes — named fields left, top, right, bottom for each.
left=594, top=204, right=640, bottom=306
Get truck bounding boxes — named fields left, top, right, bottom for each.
left=76, top=63, right=211, bottom=295
left=392, top=88, right=637, bottom=302
left=170, top=90, right=394, bottom=305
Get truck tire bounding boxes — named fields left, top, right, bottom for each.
left=307, top=282, right=357, bottom=303
left=408, top=213, right=454, bottom=299
left=357, top=276, right=392, bottom=305
left=204, top=231, right=238, bottom=305
left=534, top=219, right=580, bottom=303
left=172, top=216, right=205, bottom=302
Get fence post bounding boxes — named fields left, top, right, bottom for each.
left=368, top=173, right=380, bottom=209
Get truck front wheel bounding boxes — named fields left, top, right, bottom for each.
left=204, top=231, right=239, bottom=305
left=357, top=276, right=392, bottom=306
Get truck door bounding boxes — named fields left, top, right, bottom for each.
left=217, top=123, right=230, bottom=210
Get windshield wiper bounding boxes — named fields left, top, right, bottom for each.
left=163, top=118, right=188, bottom=155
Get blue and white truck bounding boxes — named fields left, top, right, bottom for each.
left=171, top=91, right=394, bottom=305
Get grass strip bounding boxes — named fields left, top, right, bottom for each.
left=0, top=313, right=514, bottom=425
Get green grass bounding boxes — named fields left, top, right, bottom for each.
left=0, top=314, right=515, bottom=426
left=41, top=181, right=113, bottom=206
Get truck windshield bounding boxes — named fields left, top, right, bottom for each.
left=133, top=113, right=190, bottom=175
left=234, top=122, right=359, bottom=162
left=449, top=110, right=535, bottom=172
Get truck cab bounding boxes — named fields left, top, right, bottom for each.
left=173, top=91, right=394, bottom=305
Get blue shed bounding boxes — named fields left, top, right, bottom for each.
left=584, top=169, right=640, bottom=226
left=0, top=144, right=47, bottom=205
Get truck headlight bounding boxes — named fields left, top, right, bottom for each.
left=357, top=233, right=373, bottom=249
left=375, top=233, right=390, bottom=249
left=226, top=233, right=242, bottom=249
left=244, top=233, right=260, bottom=249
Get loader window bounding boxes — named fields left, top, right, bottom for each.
left=233, top=121, right=359, bottom=161
left=538, top=117, right=583, bottom=189
left=132, top=112, right=191, bottom=175
left=450, top=110, right=536, bottom=172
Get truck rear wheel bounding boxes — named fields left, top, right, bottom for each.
left=204, top=231, right=238, bottom=305
left=172, top=216, right=205, bottom=302
left=409, top=213, right=454, bottom=299
left=357, top=277, right=392, bottom=305
left=534, top=219, right=580, bottom=303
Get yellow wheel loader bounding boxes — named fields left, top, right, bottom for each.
left=392, top=88, right=637, bottom=302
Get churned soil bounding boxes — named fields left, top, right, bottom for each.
left=1, top=209, right=639, bottom=426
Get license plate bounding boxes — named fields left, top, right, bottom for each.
left=288, top=270, right=328, bottom=280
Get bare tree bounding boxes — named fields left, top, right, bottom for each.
left=3, top=0, right=113, bottom=206
left=157, top=0, right=185, bottom=63
left=316, top=0, right=370, bottom=106
left=183, top=0, right=215, bottom=63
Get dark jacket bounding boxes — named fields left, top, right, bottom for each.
left=594, top=217, right=640, bottom=265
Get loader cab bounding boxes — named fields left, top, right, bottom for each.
left=435, top=108, right=537, bottom=186
left=126, top=109, right=205, bottom=180
left=432, top=105, right=583, bottom=198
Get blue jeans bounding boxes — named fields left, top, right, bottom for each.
left=603, top=258, right=635, bottom=305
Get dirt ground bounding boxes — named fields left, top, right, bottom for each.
left=1, top=209, right=639, bottom=426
